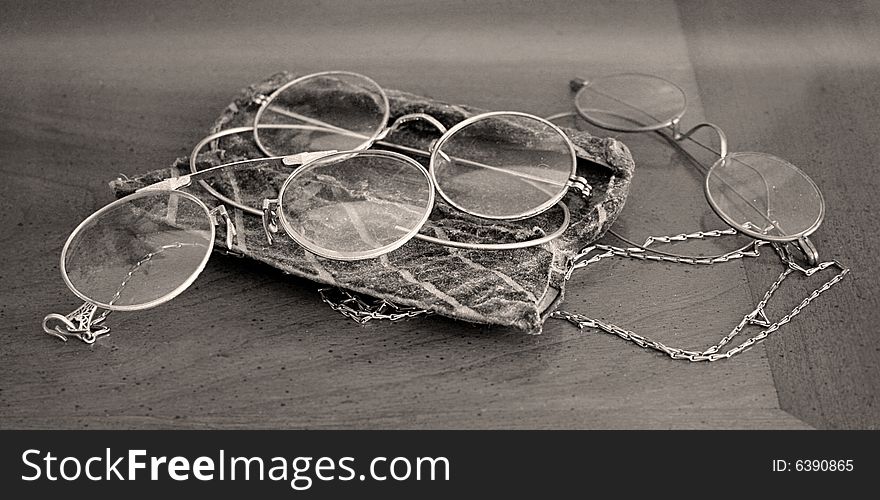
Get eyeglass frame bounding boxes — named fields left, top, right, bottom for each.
left=552, top=72, right=824, bottom=265
left=41, top=158, right=258, bottom=343
left=41, top=71, right=600, bottom=342
left=190, top=71, right=593, bottom=255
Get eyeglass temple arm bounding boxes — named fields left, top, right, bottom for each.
left=42, top=302, right=110, bottom=343
left=196, top=120, right=582, bottom=201
left=265, top=106, right=450, bottom=149
left=411, top=200, right=570, bottom=251
left=265, top=106, right=456, bottom=161
left=569, top=77, right=730, bottom=158
left=189, top=116, right=442, bottom=218
left=570, top=78, right=589, bottom=92
left=189, top=126, right=341, bottom=217
left=257, top=201, right=569, bottom=254
left=262, top=108, right=582, bottom=187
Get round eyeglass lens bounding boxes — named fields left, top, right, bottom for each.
left=254, top=72, right=389, bottom=156
left=278, top=151, right=434, bottom=260
left=575, top=73, right=687, bottom=132
left=431, top=113, right=575, bottom=219
left=62, top=191, right=214, bottom=310
left=705, top=152, right=824, bottom=241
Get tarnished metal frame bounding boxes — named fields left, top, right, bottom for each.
left=57, top=189, right=216, bottom=312
left=427, top=110, right=582, bottom=221
left=543, top=73, right=848, bottom=360
left=272, top=149, right=436, bottom=261
left=704, top=151, right=826, bottom=245
left=251, top=70, right=391, bottom=158
left=187, top=72, right=589, bottom=259
left=42, top=157, right=274, bottom=342
left=569, top=72, right=689, bottom=133
left=567, top=72, right=825, bottom=265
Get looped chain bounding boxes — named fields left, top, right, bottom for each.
left=318, top=288, right=432, bottom=324
left=43, top=242, right=208, bottom=343
left=554, top=229, right=850, bottom=361
left=565, top=228, right=765, bottom=280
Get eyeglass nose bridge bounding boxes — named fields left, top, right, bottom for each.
left=671, top=120, right=729, bottom=159
left=377, top=113, right=448, bottom=142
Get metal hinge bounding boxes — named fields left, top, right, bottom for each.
left=567, top=175, right=592, bottom=198
left=262, top=198, right=280, bottom=244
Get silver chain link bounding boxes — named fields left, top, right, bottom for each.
left=552, top=229, right=850, bottom=361
left=44, top=241, right=209, bottom=343
left=107, top=242, right=207, bottom=307
left=565, top=228, right=766, bottom=280
left=317, top=228, right=763, bottom=323
left=315, top=229, right=848, bottom=362
left=318, top=287, right=432, bottom=324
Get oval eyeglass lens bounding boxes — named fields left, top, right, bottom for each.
left=62, top=191, right=214, bottom=309
left=254, top=72, right=389, bottom=156
left=279, top=151, right=433, bottom=260
left=431, top=114, right=574, bottom=219
left=575, top=73, right=686, bottom=132
left=706, top=152, right=824, bottom=241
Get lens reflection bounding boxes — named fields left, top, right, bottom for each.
left=431, top=113, right=574, bottom=219
left=575, top=73, right=687, bottom=132
left=279, top=151, right=434, bottom=260
left=254, top=72, right=389, bottom=156
left=706, top=152, right=824, bottom=241
left=62, top=191, right=213, bottom=309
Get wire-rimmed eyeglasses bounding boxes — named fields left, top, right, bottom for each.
left=547, top=72, right=825, bottom=266
left=190, top=71, right=593, bottom=259
left=43, top=71, right=595, bottom=341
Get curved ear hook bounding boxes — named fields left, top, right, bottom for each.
left=411, top=201, right=570, bottom=250
left=671, top=121, right=728, bottom=159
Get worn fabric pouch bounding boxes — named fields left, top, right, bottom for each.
left=110, top=72, right=635, bottom=334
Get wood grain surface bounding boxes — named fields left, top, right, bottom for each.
left=0, top=0, right=876, bottom=429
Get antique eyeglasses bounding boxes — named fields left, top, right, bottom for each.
left=546, top=73, right=848, bottom=361
left=42, top=159, right=268, bottom=343
left=189, top=71, right=592, bottom=260
left=549, top=73, right=824, bottom=265
left=44, top=72, right=593, bottom=341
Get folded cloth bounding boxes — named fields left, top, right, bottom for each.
left=110, top=72, right=635, bottom=333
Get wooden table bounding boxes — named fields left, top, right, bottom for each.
left=1, top=0, right=877, bottom=429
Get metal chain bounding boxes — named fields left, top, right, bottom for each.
left=94, top=242, right=209, bottom=334
left=318, top=287, right=431, bottom=324
left=45, top=241, right=208, bottom=343
left=565, top=228, right=766, bottom=280
left=106, top=242, right=208, bottom=308
left=553, top=229, right=850, bottom=361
